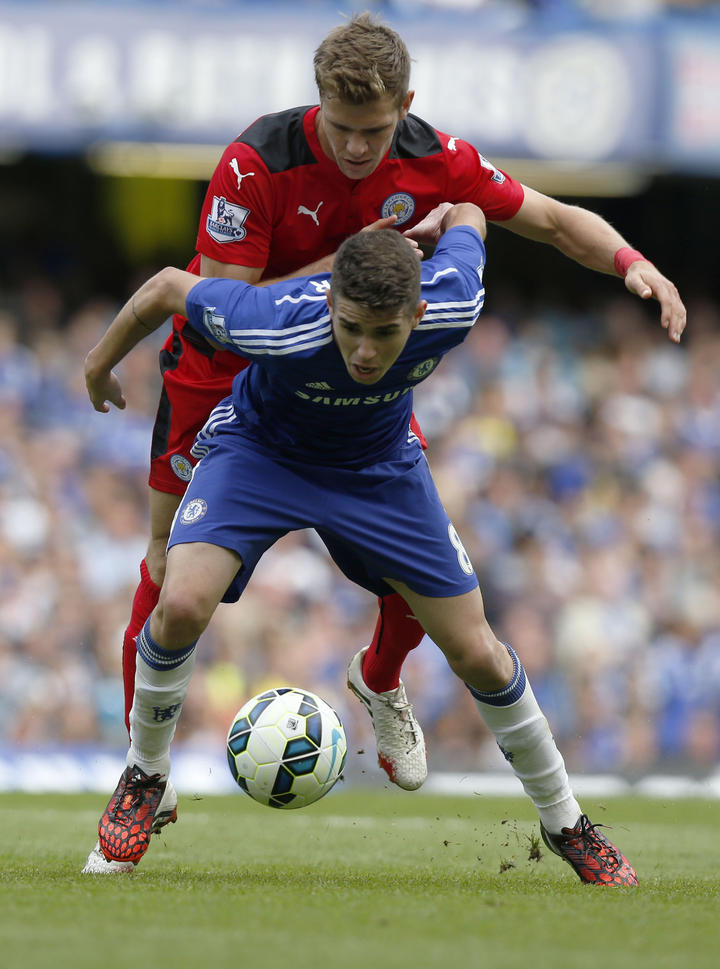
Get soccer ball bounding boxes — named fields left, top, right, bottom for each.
left=226, top=687, right=347, bottom=809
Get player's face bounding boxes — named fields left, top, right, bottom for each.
left=316, top=92, right=414, bottom=180
left=328, top=292, right=426, bottom=384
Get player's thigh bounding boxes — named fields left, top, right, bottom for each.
left=384, top=579, right=490, bottom=655
left=161, top=541, right=243, bottom=623
left=149, top=329, right=242, bottom=494
left=384, top=579, right=512, bottom=686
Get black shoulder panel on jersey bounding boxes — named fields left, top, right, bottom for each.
left=236, top=106, right=318, bottom=173
left=389, top=114, right=444, bottom=160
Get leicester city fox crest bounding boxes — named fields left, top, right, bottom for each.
left=170, top=454, right=194, bottom=482
left=381, top=192, right=416, bottom=225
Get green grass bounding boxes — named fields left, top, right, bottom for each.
left=0, top=789, right=718, bottom=969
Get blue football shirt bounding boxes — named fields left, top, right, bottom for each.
left=184, top=225, right=485, bottom=469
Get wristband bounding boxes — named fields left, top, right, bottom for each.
left=614, top=247, right=650, bottom=278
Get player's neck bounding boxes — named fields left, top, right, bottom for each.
left=314, top=108, right=333, bottom=163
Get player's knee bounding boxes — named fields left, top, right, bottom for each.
left=154, top=586, right=211, bottom=646
left=442, top=626, right=512, bottom=691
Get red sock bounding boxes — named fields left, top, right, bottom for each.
left=361, top=593, right=425, bottom=693
left=122, top=559, right=161, bottom=735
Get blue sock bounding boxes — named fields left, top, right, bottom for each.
left=465, top=643, right=526, bottom=706
left=137, top=620, right=197, bottom=670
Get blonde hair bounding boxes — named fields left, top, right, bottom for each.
left=313, top=12, right=411, bottom=107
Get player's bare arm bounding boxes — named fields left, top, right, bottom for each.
left=440, top=202, right=487, bottom=238
left=502, top=185, right=687, bottom=343
left=200, top=216, right=422, bottom=289
left=85, top=268, right=199, bottom=413
left=89, top=219, right=420, bottom=410
left=201, top=254, right=335, bottom=287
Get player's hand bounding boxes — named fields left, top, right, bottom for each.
left=362, top=214, right=400, bottom=233
left=624, top=262, right=687, bottom=343
left=361, top=213, right=422, bottom=259
left=85, top=364, right=126, bottom=413
left=402, top=203, right=454, bottom=245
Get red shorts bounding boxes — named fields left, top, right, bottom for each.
left=149, top=319, right=428, bottom=496
left=409, top=412, right=427, bottom=450
left=149, top=320, right=249, bottom=495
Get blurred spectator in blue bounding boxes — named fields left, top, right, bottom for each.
left=2, top=271, right=719, bottom=777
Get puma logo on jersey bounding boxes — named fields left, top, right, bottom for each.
left=448, top=137, right=458, bottom=151
left=229, top=158, right=255, bottom=189
left=297, top=201, right=323, bottom=226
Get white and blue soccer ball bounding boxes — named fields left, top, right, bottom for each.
left=226, top=687, right=347, bottom=809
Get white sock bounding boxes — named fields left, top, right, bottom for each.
left=468, top=648, right=581, bottom=834
left=127, top=622, right=197, bottom=779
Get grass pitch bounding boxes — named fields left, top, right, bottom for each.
left=0, top=788, right=718, bottom=969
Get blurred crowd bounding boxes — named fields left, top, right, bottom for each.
left=1, top=271, right=720, bottom=780
left=59, top=0, right=720, bottom=19
left=285, top=0, right=720, bottom=21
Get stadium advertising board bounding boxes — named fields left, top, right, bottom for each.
left=0, top=2, right=718, bottom=170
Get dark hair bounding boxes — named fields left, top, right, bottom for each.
left=314, top=12, right=411, bottom=107
left=331, top=230, right=421, bottom=316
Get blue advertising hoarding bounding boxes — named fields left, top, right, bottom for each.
left=0, top=2, right=718, bottom=171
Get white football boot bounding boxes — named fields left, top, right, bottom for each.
left=347, top=646, right=427, bottom=791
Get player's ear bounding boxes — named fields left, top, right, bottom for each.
left=412, top=300, right=427, bottom=329
left=326, top=291, right=333, bottom=314
left=399, top=91, right=414, bottom=119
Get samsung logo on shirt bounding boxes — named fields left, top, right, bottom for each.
left=295, top=387, right=414, bottom=406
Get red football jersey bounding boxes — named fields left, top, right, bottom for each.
left=194, top=105, right=524, bottom=280
left=150, top=106, right=524, bottom=492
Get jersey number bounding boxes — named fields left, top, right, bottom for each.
left=448, top=524, right=474, bottom=576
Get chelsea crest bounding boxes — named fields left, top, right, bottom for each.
left=407, top=358, right=438, bottom=381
